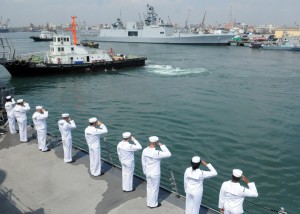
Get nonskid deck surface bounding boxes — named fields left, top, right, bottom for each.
left=0, top=126, right=217, bottom=214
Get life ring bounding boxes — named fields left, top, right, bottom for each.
left=14, top=60, right=20, bottom=65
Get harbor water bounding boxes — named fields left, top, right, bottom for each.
left=1, top=32, right=300, bottom=213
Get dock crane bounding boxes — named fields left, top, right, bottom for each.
left=198, top=11, right=206, bottom=32
left=185, top=9, right=191, bottom=30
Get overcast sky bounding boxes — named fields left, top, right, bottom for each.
left=1, top=0, right=299, bottom=27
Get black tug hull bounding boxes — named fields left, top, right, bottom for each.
left=0, top=58, right=147, bottom=77
left=29, top=36, right=53, bottom=42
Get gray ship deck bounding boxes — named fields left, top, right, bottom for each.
left=0, top=125, right=218, bottom=214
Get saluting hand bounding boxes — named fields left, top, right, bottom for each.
left=131, top=136, right=136, bottom=141
left=97, top=121, right=103, bottom=126
left=201, top=159, right=208, bottom=166
left=242, top=175, right=249, bottom=184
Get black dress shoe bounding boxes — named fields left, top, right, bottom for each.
left=42, top=149, right=51, bottom=152
left=149, top=203, right=162, bottom=209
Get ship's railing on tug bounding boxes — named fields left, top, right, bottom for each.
left=32, top=117, right=287, bottom=214
left=17, top=51, right=48, bottom=63
left=0, top=37, right=16, bottom=61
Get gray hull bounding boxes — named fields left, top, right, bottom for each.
left=96, top=34, right=234, bottom=45
left=261, top=46, right=300, bottom=51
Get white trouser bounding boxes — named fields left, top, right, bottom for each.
left=121, top=161, right=134, bottom=191
left=7, top=114, right=17, bottom=134
left=37, top=129, right=47, bottom=151
left=224, top=207, right=242, bottom=214
left=146, top=173, right=160, bottom=207
left=185, top=190, right=203, bottom=214
left=17, top=120, right=27, bottom=142
left=63, top=138, right=73, bottom=162
left=89, top=147, right=101, bottom=176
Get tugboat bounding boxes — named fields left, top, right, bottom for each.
left=0, top=16, right=147, bottom=77
left=29, top=30, right=56, bottom=42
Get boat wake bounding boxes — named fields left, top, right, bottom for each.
left=145, top=64, right=207, bottom=76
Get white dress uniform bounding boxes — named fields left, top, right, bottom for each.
left=219, top=170, right=258, bottom=214
left=184, top=161, right=217, bottom=214
left=4, top=98, right=17, bottom=134
left=117, top=133, right=142, bottom=191
left=13, top=101, right=30, bottom=142
left=142, top=137, right=171, bottom=208
left=85, top=119, right=108, bottom=176
left=32, top=108, right=48, bottom=151
left=58, top=117, right=76, bottom=162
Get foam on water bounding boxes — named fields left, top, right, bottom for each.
left=145, top=64, right=207, bottom=76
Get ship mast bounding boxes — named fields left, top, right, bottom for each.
left=67, top=16, right=78, bottom=44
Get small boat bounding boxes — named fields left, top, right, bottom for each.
left=0, top=16, right=147, bottom=77
left=81, top=40, right=99, bottom=48
left=261, top=37, right=300, bottom=51
left=30, top=30, right=56, bottom=42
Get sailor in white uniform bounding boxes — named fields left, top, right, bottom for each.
left=141, top=136, right=171, bottom=208
left=85, top=117, right=108, bottom=176
left=117, top=132, right=142, bottom=192
left=4, top=96, right=17, bottom=134
left=32, top=106, right=50, bottom=152
left=184, top=156, right=217, bottom=214
left=219, top=169, right=258, bottom=214
left=13, top=99, right=30, bottom=142
left=58, top=113, right=76, bottom=163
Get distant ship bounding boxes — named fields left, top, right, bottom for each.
left=0, top=17, right=9, bottom=33
left=261, top=36, right=300, bottom=51
left=97, top=4, right=235, bottom=45
left=30, top=30, right=56, bottom=42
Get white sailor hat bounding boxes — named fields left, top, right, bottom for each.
left=36, top=106, right=43, bottom=110
left=17, top=99, right=23, bottom=104
left=6, top=96, right=11, bottom=99
left=89, top=117, right=97, bottom=123
left=192, top=156, right=201, bottom=163
left=62, top=113, right=69, bottom=118
left=149, top=136, right=159, bottom=143
left=122, top=132, right=131, bottom=138
left=233, top=169, right=243, bottom=178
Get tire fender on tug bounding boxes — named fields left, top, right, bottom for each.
left=59, top=63, right=64, bottom=70
left=21, top=60, right=27, bottom=66
left=14, top=60, right=20, bottom=66
left=91, top=62, right=96, bottom=69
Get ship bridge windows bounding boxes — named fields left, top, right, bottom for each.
left=128, top=31, right=138, bottom=36
left=58, top=47, right=65, bottom=52
left=160, top=32, right=164, bottom=34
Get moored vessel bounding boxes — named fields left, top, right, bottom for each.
left=29, top=30, right=56, bottom=42
left=0, top=16, right=147, bottom=77
left=96, top=4, right=235, bottom=45
left=261, top=36, right=300, bottom=51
